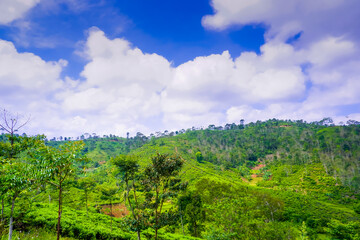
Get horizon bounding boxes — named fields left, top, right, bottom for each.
left=2, top=116, right=357, bottom=140
left=1, top=0, right=360, bottom=138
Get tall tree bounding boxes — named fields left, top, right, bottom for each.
left=178, top=192, right=206, bottom=237
left=142, top=153, right=184, bottom=239
left=39, top=141, right=86, bottom=240
left=112, top=154, right=143, bottom=240
left=99, top=183, right=118, bottom=232
left=0, top=109, right=32, bottom=239
left=0, top=135, right=45, bottom=240
left=78, top=176, right=96, bottom=217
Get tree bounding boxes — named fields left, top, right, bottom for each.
left=39, top=141, right=86, bottom=240
left=78, top=176, right=96, bottom=217
left=0, top=109, right=30, bottom=152
left=0, top=109, right=34, bottom=239
left=319, top=117, right=334, bottom=126
left=195, top=152, right=203, bottom=163
left=178, top=192, right=206, bottom=237
left=0, top=135, right=45, bottom=240
left=99, top=183, right=118, bottom=232
left=0, top=156, right=4, bottom=224
left=142, top=153, right=184, bottom=239
left=112, top=154, right=143, bottom=240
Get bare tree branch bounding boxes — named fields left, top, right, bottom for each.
left=0, top=109, right=31, bottom=135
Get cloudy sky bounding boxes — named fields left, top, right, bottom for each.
left=0, top=0, right=360, bottom=138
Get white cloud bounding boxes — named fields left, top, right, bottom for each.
left=0, top=0, right=40, bottom=25
left=203, top=0, right=360, bottom=45
left=198, top=0, right=360, bottom=126
left=307, top=37, right=356, bottom=67
left=0, top=39, right=65, bottom=95
left=0, top=39, right=72, bottom=137
left=162, top=40, right=307, bottom=130
left=57, top=29, right=173, bottom=136
left=2, top=22, right=360, bottom=138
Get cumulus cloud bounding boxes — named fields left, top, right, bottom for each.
left=61, top=30, right=311, bottom=134
left=161, top=40, right=308, bottom=130
left=0, top=0, right=40, bottom=25
left=0, top=40, right=65, bottom=92
left=197, top=0, right=360, bottom=126
left=0, top=39, right=70, bottom=137
left=2, top=22, right=360, bottom=138
left=57, top=29, right=173, bottom=136
left=202, top=0, right=360, bottom=44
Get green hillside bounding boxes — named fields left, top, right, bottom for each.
left=1, top=119, right=360, bottom=239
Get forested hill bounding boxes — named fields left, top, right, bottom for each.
left=1, top=119, right=360, bottom=239
left=64, top=119, right=360, bottom=190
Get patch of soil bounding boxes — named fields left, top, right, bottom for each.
left=252, top=164, right=265, bottom=170
left=101, top=203, right=129, bottom=218
left=241, top=176, right=249, bottom=182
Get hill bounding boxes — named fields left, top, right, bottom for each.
left=1, top=119, right=360, bottom=239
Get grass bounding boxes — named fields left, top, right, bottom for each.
left=0, top=228, right=76, bottom=240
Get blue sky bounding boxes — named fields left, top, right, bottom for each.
left=0, top=0, right=265, bottom=76
left=0, top=0, right=360, bottom=138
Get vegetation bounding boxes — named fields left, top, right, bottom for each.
left=1, top=118, right=360, bottom=239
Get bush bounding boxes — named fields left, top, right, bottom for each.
left=22, top=203, right=133, bottom=240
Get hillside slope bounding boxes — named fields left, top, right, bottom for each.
left=2, top=119, right=359, bottom=239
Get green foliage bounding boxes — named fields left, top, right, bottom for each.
left=195, top=152, right=203, bottom=163
left=325, top=219, right=360, bottom=240
left=22, top=203, right=133, bottom=239
left=354, top=203, right=360, bottom=215
left=2, top=119, right=360, bottom=239
left=112, top=155, right=139, bottom=183
left=0, top=228, right=76, bottom=240
left=142, top=153, right=184, bottom=239
left=300, top=221, right=309, bottom=240
left=0, top=134, right=48, bottom=239
left=179, top=192, right=206, bottom=237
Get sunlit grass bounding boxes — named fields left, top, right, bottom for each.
left=0, top=228, right=76, bottom=240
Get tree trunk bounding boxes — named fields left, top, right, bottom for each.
left=132, top=181, right=141, bottom=240
left=10, top=133, right=14, bottom=159
left=194, top=222, right=197, bottom=238
left=8, top=193, right=17, bottom=240
left=57, top=182, right=62, bottom=240
left=155, top=189, right=159, bottom=240
left=110, top=198, right=112, bottom=232
left=85, top=190, right=88, bottom=217
left=180, top=208, right=184, bottom=235
left=125, top=180, right=141, bottom=240
left=132, top=180, right=141, bottom=240
left=135, top=230, right=141, bottom=240
left=1, top=197, right=4, bottom=223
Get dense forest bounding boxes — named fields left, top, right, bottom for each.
left=1, top=119, right=360, bottom=239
